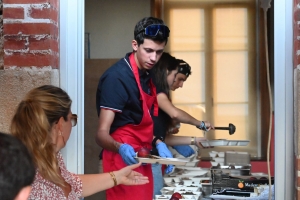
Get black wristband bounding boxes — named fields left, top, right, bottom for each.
left=152, top=136, right=164, bottom=148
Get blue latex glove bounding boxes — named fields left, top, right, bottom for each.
left=118, top=143, right=138, bottom=165
left=172, top=145, right=195, bottom=157
left=156, top=142, right=174, bottom=174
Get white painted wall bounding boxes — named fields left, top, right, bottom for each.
left=60, top=0, right=85, bottom=174
left=85, top=0, right=151, bottom=59
left=274, top=0, right=293, bottom=199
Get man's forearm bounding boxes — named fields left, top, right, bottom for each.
left=96, top=132, right=123, bottom=153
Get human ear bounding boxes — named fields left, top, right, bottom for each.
left=132, top=40, right=138, bottom=51
left=51, top=117, right=63, bottom=142
left=56, top=116, right=65, bottom=131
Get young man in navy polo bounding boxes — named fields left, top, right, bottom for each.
left=95, top=17, right=173, bottom=200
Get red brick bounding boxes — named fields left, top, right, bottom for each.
left=295, top=25, right=300, bottom=35
left=4, top=0, right=58, bottom=9
left=4, top=53, right=58, bottom=67
left=49, top=0, right=58, bottom=8
left=29, top=7, right=58, bottom=22
left=4, top=40, right=27, bottom=50
left=49, top=7, right=58, bottom=22
left=297, top=55, right=300, bottom=67
left=295, top=8, right=300, bottom=22
left=29, top=7, right=49, bottom=19
left=3, top=7, right=25, bottom=19
left=4, top=23, right=58, bottom=37
left=29, top=38, right=58, bottom=52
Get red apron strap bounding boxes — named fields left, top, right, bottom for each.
left=129, top=53, right=158, bottom=116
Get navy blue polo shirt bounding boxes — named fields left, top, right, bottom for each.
left=96, top=53, right=152, bottom=134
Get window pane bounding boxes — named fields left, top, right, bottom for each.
left=213, top=8, right=248, bottom=50
left=214, top=51, right=248, bottom=102
left=164, top=0, right=259, bottom=157
left=174, top=105, right=206, bottom=137
left=169, top=9, right=204, bottom=51
left=171, top=52, right=205, bottom=104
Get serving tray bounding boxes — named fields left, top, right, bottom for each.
left=200, top=139, right=250, bottom=147
left=135, top=157, right=188, bottom=166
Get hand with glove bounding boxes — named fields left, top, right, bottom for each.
left=156, top=142, right=174, bottom=174
left=172, top=145, right=195, bottom=157
left=118, top=143, right=138, bottom=165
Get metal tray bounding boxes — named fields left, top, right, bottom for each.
left=227, top=140, right=250, bottom=146
left=135, top=157, right=188, bottom=166
left=200, top=139, right=229, bottom=147
left=200, top=140, right=250, bottom=147
left=211, top=165, right=251, bottom=176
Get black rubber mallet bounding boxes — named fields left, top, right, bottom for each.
left=214, top=123, right=236, bottom=135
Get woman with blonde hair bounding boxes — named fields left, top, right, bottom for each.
left=10, top=85, right=149, bottom=200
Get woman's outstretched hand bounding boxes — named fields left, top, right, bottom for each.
left=114, top=162, right=149, bottom=186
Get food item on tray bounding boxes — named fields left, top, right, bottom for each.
left=137, top=147, right=150, bottom=158
left=228, top=164, right=236, bottom=169
left=171, top=192, right=182, bottom=199
left=181, top=191, right=195, bottom=195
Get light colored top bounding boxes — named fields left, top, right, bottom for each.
left=29, top=152, right=83, bottom=200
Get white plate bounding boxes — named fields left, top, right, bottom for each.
left=213, top=157, right=224, bottom=162
left=160, top=187, right=175, bottom=194
left=209, top=151, right=218, bottom=157
left=174, top=186, right=200, bottom=192
left=210, top=194, right=258, bottom=199
left=182, top=170, right=209, bottom=176
left=135, top=157, right=188, bottom=166
left=218, top=152, right=225, bottom=157
left=155, top=194, right=171, bottom=199
left=179, top=182, right=202, bottom=187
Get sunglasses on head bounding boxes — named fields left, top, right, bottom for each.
left=71, top=114, right=77, bottom=127
left=177, top=63, right=191, bottom=77
left=138, top=24, right=170, bottom=38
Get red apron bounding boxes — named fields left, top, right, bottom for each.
left=103, top=53, right=158, bottom=200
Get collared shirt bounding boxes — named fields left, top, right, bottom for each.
left=28, top=152, right=83, bottom=200
left=96, top=52, right=152, bottom=133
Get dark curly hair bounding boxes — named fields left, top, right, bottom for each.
left=134, top=17, right=169, bottom=45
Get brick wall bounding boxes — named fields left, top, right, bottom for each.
left=0, top=0, right=59, bottom=132
left=3, top=0, right=58, bottom=68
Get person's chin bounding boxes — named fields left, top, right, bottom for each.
left=145, top=63, right=155, bottom=69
